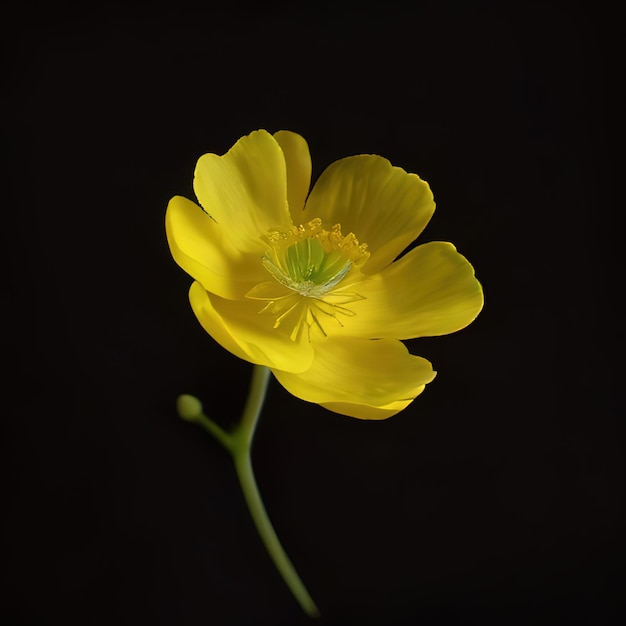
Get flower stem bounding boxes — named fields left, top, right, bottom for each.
left=232, top=448, right=320, bottom=618
left=177, top=365, right=320, bottom=618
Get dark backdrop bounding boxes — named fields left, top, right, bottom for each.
left=2, top=2, right=622, bottom=625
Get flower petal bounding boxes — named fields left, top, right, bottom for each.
left=303, top=155, right=435, bottom=273
left=165, top=195, right=267, bottom=299
left=336, top=242, right=484, bottom=339
left=189, top=281, right=314, bottom=373
left=273, top=130, right=312, bottom=219
left=272, top=337, right=436, bottom=419
left=193, top=130, right=292, bottom=254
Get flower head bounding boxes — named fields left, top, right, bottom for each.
left=166, top=130, right=483, bottom=419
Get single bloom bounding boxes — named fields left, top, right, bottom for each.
left=166, top=130, right=483, bottom=419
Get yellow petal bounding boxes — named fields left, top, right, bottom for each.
left=303, top=155, right=435, bottom=274
left=272, top=337, right=436, bottom=419
left=193, top=130, right=292, bottom=254
left=165, top=195, right=266, bottom=299
left=189, top=281, right=314, bottom=373
left=273, top=130, right=312, bottom=220
left=320, top=398, right=425, bottom=420
left=337, top=242, right=484, bottom=339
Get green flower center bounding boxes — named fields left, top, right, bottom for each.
left=262, top=237, right=353, bottom=298
left=247, top=218, right=370, bottom=342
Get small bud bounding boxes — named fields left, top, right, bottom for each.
left=177, top=394, right=203, bottom=421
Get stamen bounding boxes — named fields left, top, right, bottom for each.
left=246, top=219, right=369, bottom=341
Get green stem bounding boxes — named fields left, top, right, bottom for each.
left=177, top=365, right=320, bottom=618
left=233, top=449, right=320, bottom=618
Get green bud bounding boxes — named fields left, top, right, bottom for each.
left=177, top=394, right=203, bottom=421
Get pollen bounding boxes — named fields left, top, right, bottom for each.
left=246, top=219, right=369, bottom=341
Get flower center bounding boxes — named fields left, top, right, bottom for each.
left=263, top=232, right=353, bottom=297
left=246, top=218, right=369, bottom=341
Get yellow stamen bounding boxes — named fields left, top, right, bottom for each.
left=246, top=219, right=369, bottom=341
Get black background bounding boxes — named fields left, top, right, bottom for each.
left=2, top=1, right=623, bottom=625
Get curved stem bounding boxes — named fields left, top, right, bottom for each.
left=232, top=365, right=319, bottom=617
left=233, top=447, right=320, bottom=618
left=177, top=365, right=320, bottom=618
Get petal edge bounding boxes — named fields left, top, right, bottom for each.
left=272, top=337, right=436, bottom=419
left=273, top=130, right=312, bottom=219
left=304, top=155, right=435, bottom=273
left=335, top=241, right=484, bottom=339
left=193, top=130, right=292, bottom=254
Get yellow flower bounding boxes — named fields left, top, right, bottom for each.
left=166, top=130, right=483, bottom=419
